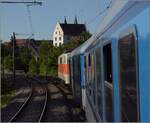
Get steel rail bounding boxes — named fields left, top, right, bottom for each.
left=38, top=84, right=48, bottom=122
left=31, top=77, right=48, bottom=122
left=9, top=79, right=33, bottom=122
left=53, top=83, right=74, bottom=121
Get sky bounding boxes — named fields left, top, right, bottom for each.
left=0, top=0, right=112, bottom=42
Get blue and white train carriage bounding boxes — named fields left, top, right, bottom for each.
left=69, top=0, right=150, bottom=122
left=84, top=0, right=150, bottom=122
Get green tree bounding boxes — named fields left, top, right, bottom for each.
left=37, top=31, right=91, bottom=77
left=28, top=58, right=39, bottom=75
left=18, top=47, right=31, bottom=72
left=4, top=55, right=12, bottom=71
left=38, top=41, right=53, bottom=74
left=62, top=31, right=91, bottom=52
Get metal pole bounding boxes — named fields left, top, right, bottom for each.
left=46, top=53, right=48, bottom=82
left=0, top=1, right=42, bottom=5
left=12, top=32, right=16, bottom=83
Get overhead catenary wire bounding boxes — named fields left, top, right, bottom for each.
left=26, top=5, right=34, bottom=38
left=0, top=0, right=42, bottom=40
left=0, top=1, right=42, bottom=4
left=86, top=0, right=112, bottom=26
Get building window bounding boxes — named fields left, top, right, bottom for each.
left=59, top=42, right=61, bottom=46
left=55, top=31, right=57, bottom=34
left=55, top=43, right=57, bottom=46
left=59, top=31, right=61, bottom=35
left=55, top=37, right=57, bottom=41
left=59, top=37, right=61, bottom=41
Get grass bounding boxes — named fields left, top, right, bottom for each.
left=1, top=76, right=16, bottom=108
left=1, top=91, right=16, bottom=108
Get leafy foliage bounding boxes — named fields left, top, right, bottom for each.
left=4, top=55, right=13, bottom=71
left=1, top=31, right=91, bottom=77
left=37, top=31, right=91, bottom=77
left=28, top=58, right=39, bottom=75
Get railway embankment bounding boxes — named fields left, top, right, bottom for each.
left=1, top=74, right=28, bottom=108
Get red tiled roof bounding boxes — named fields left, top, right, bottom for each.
left=16, top=39, right=30, bottom=46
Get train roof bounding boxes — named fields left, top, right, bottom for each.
left=71, top=0, right=146, bottom=57
left=58, top=52, right=71, bottom=58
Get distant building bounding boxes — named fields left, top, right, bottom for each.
left=15, top=39, right=30, bottom=47
left=53, top=17, right=86, bottom=47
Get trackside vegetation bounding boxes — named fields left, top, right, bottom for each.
left=1, top=31, right=91, bottom=107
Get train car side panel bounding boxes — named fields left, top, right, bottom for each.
left=137, top=7, right=150, bottom=121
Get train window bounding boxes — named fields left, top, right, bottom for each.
left=73, top=56, right=82, bottom=105
left=63, top=56, right=66, bottom=64
left=95, top=48, right=103, bottom=119
left=119, top=33, right=139, bottom=122
left=103, top=43, right=114, bottom=122
left=88, top=54, right=91, bottom=66
left=91, top=52, right=96, bottom=104
left=88, top=53, right=92, bottom=96
left=85, top=55, right=88, bottom=83
left=84, top=56, right=87, bottom=82
left=60, top=57, right=62, bottom=64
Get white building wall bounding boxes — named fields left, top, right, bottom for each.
left=53, top=23, right=64, bottom=47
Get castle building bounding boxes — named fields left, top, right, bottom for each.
left=53, top=17, right=86, bottom=47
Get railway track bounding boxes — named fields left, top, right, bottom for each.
left=8, top=77, right=48, bottom=122
left=53, top=83, right=74, bottom=121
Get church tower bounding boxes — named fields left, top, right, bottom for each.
left=74, top=16, right=78, bottom=24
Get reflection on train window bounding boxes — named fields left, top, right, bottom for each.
left=87, top=53, right=92, bottom=96
left=84, top=56, right=87, bottom=83
left=85, top=55, right=88, bottom=83
left=103, top=44, right=114, bottom=122
left=91, top=52, right=96, bottom=104
left=73, top=56, right=82, bottom=105
left=119, top=33, right=139, bottom=122
left=95, top=48, right=103, bottom=119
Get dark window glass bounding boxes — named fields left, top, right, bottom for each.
left=60, top=57, right=62, bottom=64
left=91, top=52, right=96, bottom=104
left=88, top=54, right=91, bottom=66
left=84, top=56, right=87, bottom=82
left=55, top=37, right=57, bottom=41
left=88, top=53, right=92, bottom=96
left=73, top=56, right=82, bottom=106
left=119, top=33, right=139, bottom=122
left=95, top=48, right=103, bottom=119
left=103, top=44, right=114, bottom=122
left=59, top=37, right=61, bottom=41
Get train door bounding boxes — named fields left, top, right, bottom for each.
left=118, top=28, right=139, bottom=122
left=103, top=43, right=114, bottom=122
